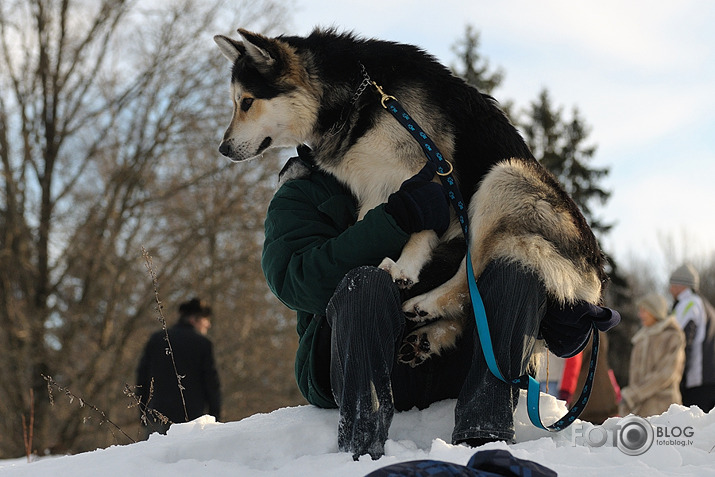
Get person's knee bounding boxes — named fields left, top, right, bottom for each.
left=478, top=260, right=545, bottom=307
left=328, top=266, right=401, bottom=332
left=479, top=259, right=539, bottom=288
left=347, top=265, right=393, bottom=287
left=473, top=259, right=546, bottom=361
left=335, top=266, right=395, bottom=302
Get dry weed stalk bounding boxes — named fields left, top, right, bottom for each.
left=141, top=247, right=189, bottom=422
left=21, top=389, right=35, bottom=462
left=123, top=381, right=171, bottom=429
left=43, top=374, right=135, bottom=444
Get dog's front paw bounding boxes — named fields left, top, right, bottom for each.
left=378, top=257, right=418, bottom=289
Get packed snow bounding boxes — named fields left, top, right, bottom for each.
left=1, top=391, right=713, bottom=476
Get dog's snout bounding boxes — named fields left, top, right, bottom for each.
left=218, top=141, right=231, bottom=157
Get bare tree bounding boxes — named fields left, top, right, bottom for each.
left=0, top=0, right=297, bottom=457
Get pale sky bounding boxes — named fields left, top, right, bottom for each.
left=270, top=0, right=715, bottom=279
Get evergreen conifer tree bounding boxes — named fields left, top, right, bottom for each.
left=450, top=25, right=633, bottom=384
left=450, top=25, right=504, bottom=95
left=520, top=89, right=612, bottom=235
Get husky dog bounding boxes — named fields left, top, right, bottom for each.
left=214, top=28, right=607, bottom=366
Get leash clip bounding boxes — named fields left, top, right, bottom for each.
left=371, top=81, right=396, bottom=109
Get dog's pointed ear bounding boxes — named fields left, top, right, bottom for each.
left=214, top=35, right=244, bottom=63
left=237, top=28, right=277, bottom=72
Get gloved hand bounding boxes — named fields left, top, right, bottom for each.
left=384, top=162, right=450, bottom=235
left=540, top=301, right=621, bottom=358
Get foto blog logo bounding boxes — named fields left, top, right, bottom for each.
left=572, top=415, right=695, bottom=456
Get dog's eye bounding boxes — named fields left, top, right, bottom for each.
left=240, top=97, right=254, bottom=112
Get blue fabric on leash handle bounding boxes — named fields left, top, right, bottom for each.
left=377, top=87, right=599, bottom=431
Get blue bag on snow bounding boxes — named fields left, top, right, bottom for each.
left=364, top=449, right=557, bottom=477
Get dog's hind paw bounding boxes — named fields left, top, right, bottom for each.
left=398, top=331, right=432, bottom=367
left=398, top=320, right=462, bottom=367
left=378, top=257, right=418, bottom=289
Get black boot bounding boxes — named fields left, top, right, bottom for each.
left=337, top=380, right=394, bottom=460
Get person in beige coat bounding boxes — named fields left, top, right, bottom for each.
left=620, top=293, right=686, bottom=417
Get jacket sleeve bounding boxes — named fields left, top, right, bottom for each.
left=682, top=320, right=697, bottom=367
left=202, top=340, right=222, bottom=421
left=136, top=338, right=152, bottom=411
left=678, top=298, right=702, bottom=357
left=262, top=176, right=410, bottom=316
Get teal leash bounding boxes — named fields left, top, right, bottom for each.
left=369, top=77, right=598, bottom=431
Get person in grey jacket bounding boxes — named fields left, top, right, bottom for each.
left=669, top=264, right=715, bottom=411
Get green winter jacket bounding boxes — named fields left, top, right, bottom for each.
left=261, top=166, right=410, bottom=408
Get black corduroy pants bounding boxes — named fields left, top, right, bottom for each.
left=326, top=261, right=546, bottom=459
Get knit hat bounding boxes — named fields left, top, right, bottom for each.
left=669, top=263, right=699, bottom=291
left=636, top=293, right=669, bottom=321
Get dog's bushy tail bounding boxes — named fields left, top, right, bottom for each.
left=469, top=158, right=604, bottom=305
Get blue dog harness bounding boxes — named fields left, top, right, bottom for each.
left=368, top=76, right=599, bottom=431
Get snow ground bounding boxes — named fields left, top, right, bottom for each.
left=1, top=391, right=714, bottom=476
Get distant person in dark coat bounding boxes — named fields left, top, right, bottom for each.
left=136, top=297, right=221, bottom=436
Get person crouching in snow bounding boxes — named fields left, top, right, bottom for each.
left=262, top=146, right=620, bottom=460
